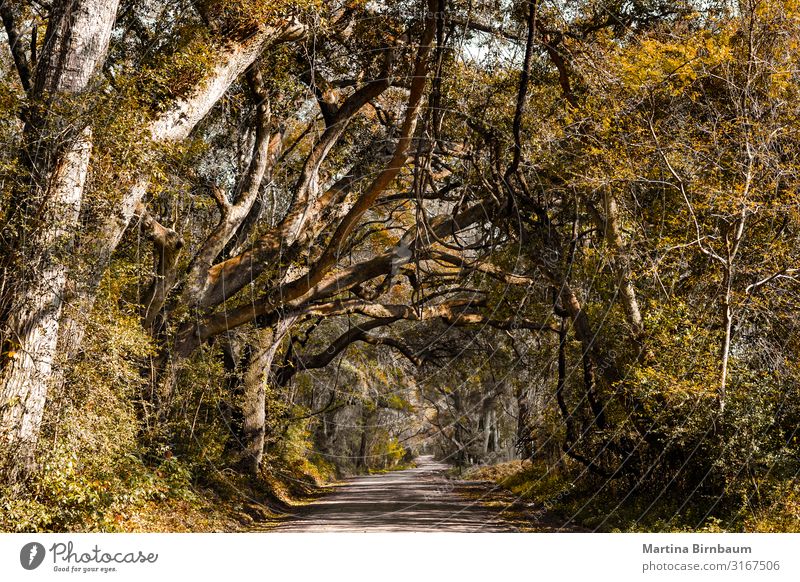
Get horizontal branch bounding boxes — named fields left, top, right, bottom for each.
left=429, top=250, right=535, bottom=286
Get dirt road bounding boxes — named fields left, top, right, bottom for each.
left=275, top=456, right=530, bottom=532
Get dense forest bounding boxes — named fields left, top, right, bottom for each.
left=0, top=0, right=799, bottom=532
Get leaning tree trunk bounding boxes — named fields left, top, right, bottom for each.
left=0, top=0, right=119, bottom=482
left=49, top=18, right=305, bottom=402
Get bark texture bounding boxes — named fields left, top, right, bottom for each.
left=0, top=0, right=120, bottom=481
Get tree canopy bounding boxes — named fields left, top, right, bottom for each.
left=1, top=0, right=799, bottom=532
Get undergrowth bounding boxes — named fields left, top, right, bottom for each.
left=465, top=459, right=800, bottom=533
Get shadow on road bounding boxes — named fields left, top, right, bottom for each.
left=274, top=455, right=566, bottom=532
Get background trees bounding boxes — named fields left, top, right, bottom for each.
left=0, top=0, right=798, bottom=531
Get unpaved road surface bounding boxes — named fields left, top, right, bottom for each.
left=275, top=456, right=526, bottom=532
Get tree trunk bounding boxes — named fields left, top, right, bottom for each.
left=719, top=269, right=733, bottom=412
left=0, top=130, right=92, bottom=479
left=0, top=0, right=119, bottom=481
left=452, top=391, right=468, bottom=465
left=240, top=339, right=270, bottom=475
left=356, top=406, right=370, bottom=471
left=481, top=394, right=497, bottom=455
left=515, top=386, right=533, bottom=459
left=555, top=317, right=576, bottom=443
left=602, top=191, right=644, bottom=336
left=239, top=318, right=294, bottom=474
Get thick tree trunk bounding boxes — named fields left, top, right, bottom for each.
left=0, top=129, right=92, bottom=479
left=0, top=0, right=119, bottom=481
left=240, top=337, right=271, bottom=475
left=239, top=318, right=294, bottom=474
